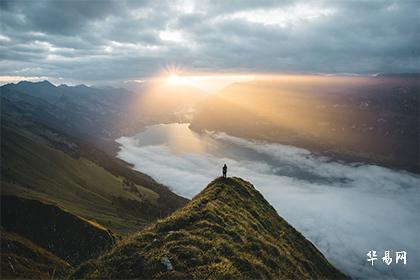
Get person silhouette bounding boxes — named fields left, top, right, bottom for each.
left=222, top=164, right=227, bottom=178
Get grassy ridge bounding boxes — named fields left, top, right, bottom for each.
left=74, top=177, right=346, bottom=279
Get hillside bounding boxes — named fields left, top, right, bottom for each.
left=1, top=231, right=71, bottom=279
left=1, top=80, right=208, bottom=153
left=1, top=80, right=188, bottom=236
left=1, top=126, right=186, bottom=235
left=1, top=79, right=189, bottom=279
left=1, top=195, right=116, bottom=266
left=73, top=177, right=346, bottom=279
left=0, top=81, right=139, bottom=153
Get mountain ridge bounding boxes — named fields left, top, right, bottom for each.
left=73, top=177, right=346, bottom=279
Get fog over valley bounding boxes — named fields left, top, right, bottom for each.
left=117, top=123, right=420, bottom=279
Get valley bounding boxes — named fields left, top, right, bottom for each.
left=1, top=78, right=419, bottom=279
left=116, top=122, right=420, bottom=279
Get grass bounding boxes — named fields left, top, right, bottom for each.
left=1, top=195, right=116, bottom=266
left=1, top=127, right=171, bottom=235
left=73, top=177, right=347, bottom=279
left=1, top=231, right=71, bottom=279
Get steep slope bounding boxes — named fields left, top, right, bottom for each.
left=1, top=231, right=71, bottom=279
left=73, top=177, right=346, bottom=279
left=0, top=82, right=141, bottom=153
left=1, top=195, right=115, bottom=266
left=1, top=126, right=186, bottom=235
left=0, top=81, right=189, bottom=278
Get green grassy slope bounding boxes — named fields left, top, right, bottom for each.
left=0, top=127, right=182, bottom=235
left=73, top=177, right=346, bottom=279
left=1, top=231, right=71, bottom=279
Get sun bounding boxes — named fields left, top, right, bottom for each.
left=166, top=74, right=188, bottom=85
left=163, top=73, right=256, bottom=92
left=167, top=74, right=181, bottom=83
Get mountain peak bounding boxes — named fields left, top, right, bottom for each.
left=40, top=80, right=54, bottom=86
left=15, top=80, right=56, bottom=88
left=74, top=177, right=346, bottom=279
left=74, top=84, right=90, bottom=89
left=3, top=80, right=60, bottom=102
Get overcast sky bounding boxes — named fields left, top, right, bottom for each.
left=1, top=0, right=419, bottom=85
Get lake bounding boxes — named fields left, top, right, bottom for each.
left=116, top=123, right=419, bottom=279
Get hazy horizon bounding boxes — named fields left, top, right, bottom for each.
left=2, top=71, right=419, bottom=91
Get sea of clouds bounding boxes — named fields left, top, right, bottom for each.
left=116, top=126, right=419, bottom=279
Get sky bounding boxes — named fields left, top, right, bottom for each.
left=116, top=123, right=420, bottom=279
left=1, top=0, right=419, bottom=85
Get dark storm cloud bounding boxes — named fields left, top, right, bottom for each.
left=1, top=0, right=124, bottom=34
left=1, top=0, right=419, bottom=83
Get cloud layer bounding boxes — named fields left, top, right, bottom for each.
left=116, top=123, right=420, bottom=279
left=1, top=0, right=419, bottom=84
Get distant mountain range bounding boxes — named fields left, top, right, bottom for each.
left=3, top=80, right=207, bottom=154
left=1, top=80, right=139, bottom=152
left=190, top=74, right=419, bottom=172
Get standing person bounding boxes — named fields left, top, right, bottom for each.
left=222, top=164, right=227, bottom=178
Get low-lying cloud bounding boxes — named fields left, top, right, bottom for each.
left=116, top=124, right=419, bottom=279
